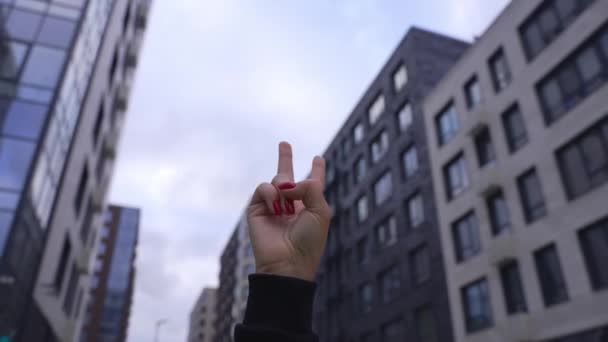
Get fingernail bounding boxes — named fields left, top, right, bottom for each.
left=278, top=182, right=296, bottom=190
left=287, top=200, right=295, bottom=215
left=273, top=200, right=282, bottom=215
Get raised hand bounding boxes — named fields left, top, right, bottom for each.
left=247, top=142, right=331, bottom=281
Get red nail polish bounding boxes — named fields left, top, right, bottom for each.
left=278, top=182, right=296, bottom=190
left=273, top=201, right=282, bottom=215
left=287, top=200, right=295, bottom=215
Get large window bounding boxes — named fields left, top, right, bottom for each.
left=353, top=122, right=364, bottom=144
left=474, top=127, right=496, bottom=167
left=0, top=137, right=36, bottom=191
left=502, top=105, right=528, bottom=153
left=410, top=244, right=430, bottom=285
left=0, top=40, right=29, bottom=79
left=376, top=216, right=397, bottom=248
left=356, top=195, right=368, bottom=223
left=406, top=192, right=424, bottom=228
left=414, top=306, right=438, bottom=342
left=488, top=48, right=512, bottom=92
left=461, top=278, right=493, bottom=333
left=443, top=153, right=469, bottom=200
left=402, top=145, right=419, bottom=178
left=354, top=157, right=367, bottom=184
left=373, top=171, right=392, bottom=206
left=517, top=168, right=547, bottom=223
left=369, top=94, right=385, bottom=125
left=486, top=190, right=511, bottom=235
left=359, top=282, right=374, bottom=313
left=537, top=24, right=608, bottom=124
left=557, top=117, right=608, bottom=199
left=371, top=130, right=389, bottom=163
left=393, top=64, right=408, bottom=91
left=520, top=0, right=595, bottom=60
left=452, top=211, right=481, bottom=263
left=398, top=103, right=413, bottom=132
left=500, top=261, right=528, bottom=314
left=379, top=265, right=400, bottom=303
left=578, top=217, right=608, bottom=290
left=38, top=16, right=77, bottom=49
left=534, top=244, right=569, bottom=306
left=464, top=76, right=482, bottom=109
left=435, top=102, right=459, bottom=146
left=21, top=45, right=67, bottom=89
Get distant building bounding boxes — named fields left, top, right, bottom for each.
left=0, top=0, right=150, bottom=341
left=233, top=216, right=254, bottom=326
left=214, top=227, right=239, bottom=342
left=422, top=0, right=608, bottom=341
left=188, top=288, right=218, bottom=342
left=81, top=205, right=140, bottom=342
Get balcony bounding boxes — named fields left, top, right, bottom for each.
left=135, top=0, right=151, bottom=30
left=113, top=82, right=131, bottom=112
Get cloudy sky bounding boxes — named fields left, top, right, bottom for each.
left=109, top=0, right=510, bottom=340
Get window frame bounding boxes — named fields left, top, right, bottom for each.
left=486, top=190, right=511, bottom=235
left=461, top=277, right=493, bottom=333
left=534, top=244, right=569, bottom=306
left=464, top=75, right=482, bottom=109
left=501, top=104, right=529, bottom=153
left=499, top=260, right=528, bottom=315
left=406, top=192, right=425, bottom=228
left=517, top=168, right=547, bottom=223
left=488, top=47, right=512, bottom=92
left=473, top=126, right=496, bottom=167
left=402, top=144, right=419, bottom=178
left=368, top=93, right=386, bottom=125
left=452, top=211, right=481, bottom=263
left=443, top=152, right=470, bottom=200
left=435, top=101, right=460, bottom=146
left=373, top=171, right=393, bottom=206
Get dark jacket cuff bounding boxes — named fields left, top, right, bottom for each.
left=243, top=274, right=316, bottom=333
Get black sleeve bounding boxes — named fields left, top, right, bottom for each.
left=234, top=274, right=318, bottom=342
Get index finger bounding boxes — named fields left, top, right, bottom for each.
left=277, top=141, right=294, bottom=181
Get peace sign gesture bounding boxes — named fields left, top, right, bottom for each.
left=247, top=142, right=331, bottom=281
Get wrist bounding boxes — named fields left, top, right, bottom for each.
left=256, top=261, right=316, bottom=282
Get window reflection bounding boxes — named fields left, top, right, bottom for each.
left=37, top=16, right=77, bottom=48
left=0, top=40, right=28, bottom=79
left=21, top=45, right=66, bottom=88
left=2, top=100, right=48, bottom=140
left=5, top=8, right=43, bottom=41
left=0, top=137, right=36, bottom=190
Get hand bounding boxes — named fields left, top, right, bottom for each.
left=247, top=142, right=331, bottom=281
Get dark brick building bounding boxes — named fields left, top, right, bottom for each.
left=214, top=228, right=239, bottom=342
left=313, top=27, right=470, bottom=342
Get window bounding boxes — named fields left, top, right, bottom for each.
left=379, top=265, right=400, bottom=303
left=578, top=218, right=608, bottom=290
left=371, top=130, right=389, bottom=163
left=435, top=102, right=459, bottom=145
left=93, top=102, right=105, bottom=146
left=502, top=105, right=528, bottom=153
left=0, top=40, right=28, bottom=79
left=537, top=26, right=608, bottom=123
left=4, top=8, right=43, bottom=41
left=354, top=157, right=366, bottom=184
left=489, top=48, right=512, bottom=92
left=2, top=100, right=48, bottom=140
left=359, top=282, right=374, bottom=313
left=500, top=261, right=527, bottom=314
left=443, top=153, right=469, bottom=200
left=557, top=117, right=608, bottom=199
left=406, top=193, right=424, bottom=228
left=415, top=306, right=438, bottom=342
left=474, top=127, right=496, bottom=167
left=21, top=45, right=66, bottom=89
left=376, top=216, right=397, bottom=248
left=373, top=172, right=392, bottom=206
left=37, top=16, right=77, bottom=48
left=109, top=49, right=119, bottom=83
left=356, top=195, right=368, bottom=222
left=464, top=76, right=482, bottom=109
left=353, top=122, right=364, bottom=144
left=74, top=163, right=89, bottom=215
left=53, top=235, right=72, bottom=291
left=452, top=212, right=481, bottom=262
left=486, top=190, right=511, bottom=235
left=397, top=103, right=413, bottom=132
left=382, top=318, right=404, bottom=341
left=0, top=137, right=36, bottom=191
left=410, top=245, right=430, bottom=285
left=534, top=244, right=569, bottom=306
left=63, top=262, right=79, bottom=315
left=369, top=94, right=385, bottom=125
left=393, top=64, right=408, bottom=91
left=517, top=168, right=547, bottom=223
left=402, top=145, right=418, bottom=178
left=341, top=137, right=352, bottom=160
left=519, top=0, right=595, bottom=60
left=357, top=237, right=371, bottom=265
left=461, top=278, right=493, bottom=332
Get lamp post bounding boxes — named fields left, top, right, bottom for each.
left=153, top=319, right=167, bottom=342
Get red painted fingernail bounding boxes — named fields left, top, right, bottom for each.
left=273, top=200, right=282, bottom=215
left=278, top=182, right=296, bottom=190
left=287, top=200, right=295, bottom=215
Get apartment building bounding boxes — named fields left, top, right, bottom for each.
left=422, top=1, right=608, bottom=341
left=189, top=288, right=218, bottom=342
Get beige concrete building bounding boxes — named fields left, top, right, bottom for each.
left=189, top=288, right=218, bottom=342
left=422, top=1, right=608, bottom=341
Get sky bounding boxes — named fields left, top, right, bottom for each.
left=109, top=1, right=510, bottom=341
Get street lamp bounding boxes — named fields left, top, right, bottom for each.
left=153, top=319, right=167, bottom=342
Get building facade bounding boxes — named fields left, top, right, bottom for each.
left=188, top=287, right=218, bottom=342
left=0, top=0, right=150, bottom=341
left=233, top=215, right=254, bottom=326
left=214, top=228, right=239, bottom=342
left=313, top=28, right=469, bottom=342
left=422, top=0, right=608, bottom=341
left=81, top=205, right=139, bottom=342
